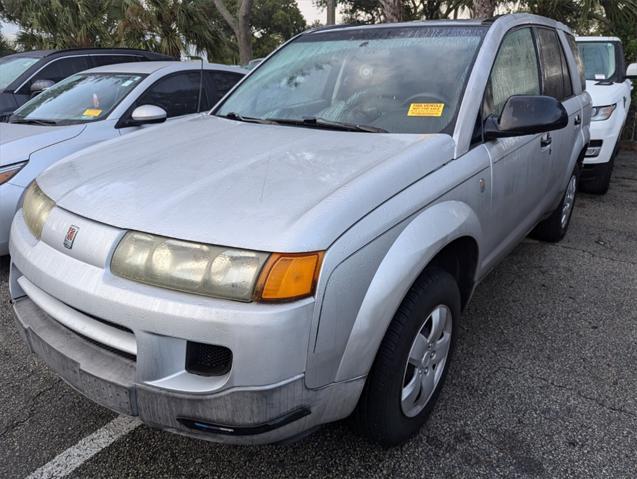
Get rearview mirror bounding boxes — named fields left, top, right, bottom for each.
left=484, top=95, right=568, bottom=141
left=627, top=63, right=637, bottom=80
left=30, top=79, right=54, bottom=97
left=130, top=105, right=167, bottom=126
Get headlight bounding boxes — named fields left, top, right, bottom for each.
left=111, top=231, right=324, bottom=302
left=23, top=181, right=55, bottom=239
left=591, top=104, right=616, bottom=121
left=0, top=161, right=28, bottom=185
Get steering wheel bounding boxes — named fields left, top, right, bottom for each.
left=402, top=92, right=449, bottom=107
left=342, top=90, right=403, bottom=124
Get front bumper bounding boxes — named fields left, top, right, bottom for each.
left=9, top=208, right=364, bottom=444
left=583, top=116, right=622, bottom=166
left=0, top=182, right=24, bottom=255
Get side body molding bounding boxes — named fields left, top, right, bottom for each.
left=334, top=200, right=482, bottom=383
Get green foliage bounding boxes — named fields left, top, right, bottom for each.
left=0, top=0, right=306, bottom=62
left=252, top=0, right=306, bottom=58
left=314, top=0, right=471, bottom=23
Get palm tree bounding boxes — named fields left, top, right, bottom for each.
left=2, top=0, right=123, bottom=49
left=117, top=0, right=231, bottom=59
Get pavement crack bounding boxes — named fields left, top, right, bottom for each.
left=0, top=380, right=60, bottom=438
left=548, top=243, right=637, bottom=267
left=499, top=366, right=637, bottom=420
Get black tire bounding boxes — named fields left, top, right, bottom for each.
left=581, top=154, right=614, bottom=195
left=354, top=266, right=461, bottom=447
left=531, top=164, right=579, bottom=243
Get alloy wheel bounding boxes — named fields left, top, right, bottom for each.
left=401, top=304, right=453, bottom=418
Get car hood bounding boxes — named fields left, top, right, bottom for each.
left=585, top=80, right=630, bottom=107
left=38, top=115, right=455, bottom=252
left=0, top=122, right=86, bottom=166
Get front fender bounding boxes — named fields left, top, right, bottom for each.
left=334, top=200, right=482, bottom=382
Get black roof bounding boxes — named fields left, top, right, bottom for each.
left=1, top=48, right=175, bottom=61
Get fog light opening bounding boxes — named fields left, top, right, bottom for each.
left=185, top=341, right=232, bottom=376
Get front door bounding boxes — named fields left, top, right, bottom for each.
left=480, top=27, right=551, bottom=270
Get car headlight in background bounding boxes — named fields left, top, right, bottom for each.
left=0, top=161, right=28, bottom=185
left=591, top=104, right=616, bottom=121
left=23, top=181, right=55, bottom=239
left=111, top=231, right=324, bottom=302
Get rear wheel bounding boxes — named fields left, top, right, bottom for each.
left=531, top=165, right=578, bottom=243
left=355, top=267, right=460, bottom=447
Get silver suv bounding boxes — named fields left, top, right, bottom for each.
left=9, top=14, right=591, bottom=447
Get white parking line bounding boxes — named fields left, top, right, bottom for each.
left=26, top=416, right=141, bottom=479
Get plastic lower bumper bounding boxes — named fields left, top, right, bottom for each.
left=13, top=296, right=364, bottom=445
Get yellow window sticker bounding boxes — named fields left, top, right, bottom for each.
left=407, top=103, right=445, bottom=117
left=82, top=108, right=102, bottom=117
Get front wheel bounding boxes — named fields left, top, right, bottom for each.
left=354, top=267, right=461, bottom=447
left=531, top=165, right=579, bottom=243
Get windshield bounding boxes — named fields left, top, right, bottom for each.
left=11, top=72, right=145, bottom=125
left=577, top=42, right=616, bottom=81
left=216, top=26, right=486, bottom=134
left=0, top=56, right=39, bottom=90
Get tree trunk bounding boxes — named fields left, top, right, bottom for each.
left=326, top=0, right=336, bottom=25
left=472, top=0, right=497, bottom=18
left=212, top=0, right=253, bottom=64
left=237, top=0, right=253, bottom=64
left=380, top=0, right=402, bottom=22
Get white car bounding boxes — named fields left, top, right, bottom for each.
left=576, top=36, right=637, bottom=193
left=0, top=61, right=246, bottom=254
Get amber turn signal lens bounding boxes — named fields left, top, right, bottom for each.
left=256, top=252, right=324, bottom=302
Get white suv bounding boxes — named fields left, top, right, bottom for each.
left=576, top=36, right=637, bottom=193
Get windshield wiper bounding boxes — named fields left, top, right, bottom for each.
left=266, top=116, right=387, bottom=133
left=219, top=112, right=275, bottom=125
left=10, top=117, right=58, bottom=126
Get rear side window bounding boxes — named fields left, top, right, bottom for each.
left=536, top=28, right=573, bottom=100
left=203, top=71, right=244, bottom=109
left=566, top=34, right=586, bottom=90
left=91, top=55, right=143, bottom=67
left=135, top=71, right=204, bottom=118
left=484, top=28, right=541, bottom=117
left=20, top=56, right=91, bottom=93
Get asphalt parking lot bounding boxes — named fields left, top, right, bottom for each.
left=1, top=150, right=636, bottom=479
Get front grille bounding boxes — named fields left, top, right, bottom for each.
left=186, top=341, right=232, bottom=376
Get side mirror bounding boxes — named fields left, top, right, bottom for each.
left=484, top=95, right=568, bottom=140
left=130, top=105, right=167, bottom=126
left=626, top=63, right=637, bottom=80
left=30, top=79, right=54, bottom=97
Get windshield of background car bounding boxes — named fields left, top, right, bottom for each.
left=0, top=56, right=39, bottom=90
left=11, top=72, right=145, bottom=124
left=216, top=26, right=486, bottom=134
left=577, top=42, right=616, bottom=80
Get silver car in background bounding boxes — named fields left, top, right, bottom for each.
left=9, top=14, right=590, bottom=446
left=0, top=61, right=246, bottom=254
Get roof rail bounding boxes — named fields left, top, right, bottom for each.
left=305, top=23, right=354, bottom=34
left=481, top=14, right=505, bottom=25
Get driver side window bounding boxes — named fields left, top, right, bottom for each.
left=484, top=28, right=541, bottom=118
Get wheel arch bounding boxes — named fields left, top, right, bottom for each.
left=333, top=200, right=482, bottom=383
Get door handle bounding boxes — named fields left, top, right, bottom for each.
left=574, top=114, right=582, bottom=125
left=540, top=133, right=552, bottom=148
